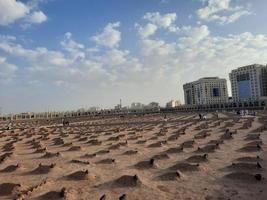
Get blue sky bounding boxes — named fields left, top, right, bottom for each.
left=0, top=0, right=267, bottom=114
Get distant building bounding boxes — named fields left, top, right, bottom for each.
left=145, top=102, right=160, bottom=109
left=229, top=64, right=267, bottom=102
left=130, top=102, right=145, bottom=110
left=166, top=100, right=181, bottom=108
left=87, top=107, right=101, bottom=112
left=183, top=77, right=228, bottom=105
left=114, top=104, right=122, bottom=110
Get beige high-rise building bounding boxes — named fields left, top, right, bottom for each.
left=183, top=77, right=228, bottom=106
left=166, top=100, right=181, bottom=108
left=229, top=64, right=267, bottom=102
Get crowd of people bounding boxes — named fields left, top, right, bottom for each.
left=236, top=110, right=256, bottom=116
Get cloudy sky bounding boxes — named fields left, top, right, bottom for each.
left=0, top=0, right=267, bottom=114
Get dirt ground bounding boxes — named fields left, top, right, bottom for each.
left=0, top=112, right=266, bottom=200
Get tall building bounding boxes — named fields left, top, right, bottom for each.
left=183, top=77, right=228, bottom=105
left=260, top=67, right=267, bottom=98
left=229, top=64, right=267, bottom=102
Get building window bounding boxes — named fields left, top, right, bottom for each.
left=212, top=88, right=220, bottom=97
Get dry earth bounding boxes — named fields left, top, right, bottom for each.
left=0, top=112, right=267, bottom=200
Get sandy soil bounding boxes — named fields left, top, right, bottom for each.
left=0, top=112, right=266, bottom=200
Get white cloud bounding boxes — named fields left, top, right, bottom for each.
left=226, top=10, right=251, bottom=24
left=26, top=10, right=47, bottom=24
left=91, top=22, right=121, bottom=48
left=137, top=23, right=158, bottom=38
left=1, top=26, right=267, bottom=90
left=143, top=12, right=177, bottom=29
left=135, top=19, right=267, bottom=93
left=229, top=32, right=267, bottom=48
left=197, top=0, right=251, bottom=24
left=141, top=39, right=176, bottom=57
left=0, top=57, right=17, bottom=83
left=178, top=25, right=210, bottom=47
left=0, top=0, right=29, bottom=25
left=0, top=32, right=144, bottom=89
left=139, top=12, right=180, bottom=34
left=198, top=0, right=230, bottom=18
left=0, top=37, right=72, bottom=66
left=99, top=49, right=128, bottom=67
left=0, top=0, right=47, bottom=26
left=1, top=12, right=267, bottom=112
left=60, top=32, right=85, bottom=60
